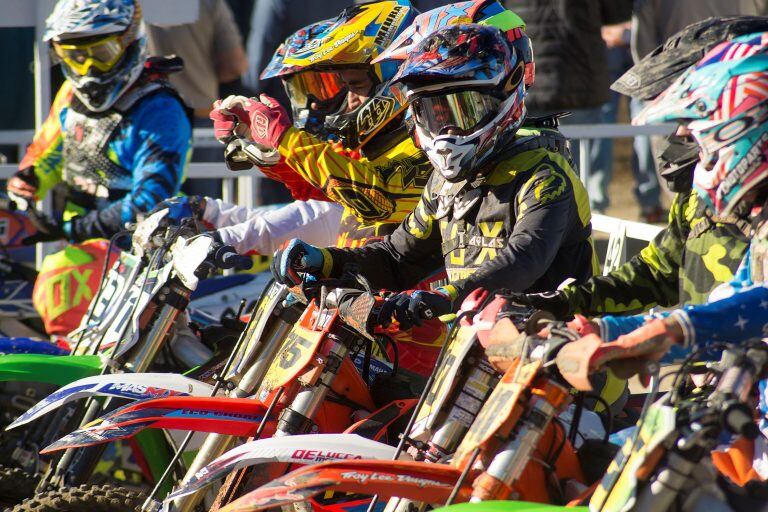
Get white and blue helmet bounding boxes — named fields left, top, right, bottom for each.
left=45, top=0, right=147, bottom=112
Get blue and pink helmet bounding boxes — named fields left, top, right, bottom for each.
left=636, top=32, right=768, bottom=215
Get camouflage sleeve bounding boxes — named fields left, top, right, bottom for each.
left=560, top=191, right=693, bottom=316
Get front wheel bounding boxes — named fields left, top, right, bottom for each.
left=11, top=484, right=145, bottom=512
left=0, top=465, right=38, bottom=508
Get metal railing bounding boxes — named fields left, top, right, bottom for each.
left=0, top=126, right=668, bottom=271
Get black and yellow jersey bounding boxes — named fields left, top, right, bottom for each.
left=324, top=131, right=598, bottom=302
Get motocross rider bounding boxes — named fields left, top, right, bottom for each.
left=270, top=24, right=608, bottom=391
left=204, top=2, right=553, bottom=376
left=567, top=33, right=768, bottom=483
left=7, top=0, right=190, bottom=245
left=4, top=0, right=191, bottom=335
left=509, top=17, right=768, bottom=321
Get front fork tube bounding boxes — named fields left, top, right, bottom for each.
left=171, top=314, right=294, bottom=512
left=44, top=301, right=183, bottom=490
left=471, top=381, right=569, bottom=502
left=275, top=333, right=348, bottom=437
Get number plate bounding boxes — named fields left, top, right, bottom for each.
left=590, top=401, right=676, bottom=512
left=453, top=359, right=540, bottom=467
left=226, top=282, right=289, bottom=380
left=257, top=321, right=326, bottom=401
left=70, top=252, right=141, bottom=353
left=410, top=322, right=479, bottom=441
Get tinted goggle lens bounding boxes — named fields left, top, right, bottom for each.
left=53, top=36, right=126, bottom=75
left=411, top=90, right=501, bottom=136
left=284, top=71, right=345, bottom=108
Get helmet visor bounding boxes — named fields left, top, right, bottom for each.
left=53, top=34, right=126, bottom=75
left=410, top=90, right=502, bottom=136
left=283, top=70, right=346, bottom=109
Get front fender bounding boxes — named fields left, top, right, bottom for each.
left=8, top=373, right=214, bottom=430
left=0, top=354, right=101, bottom=386
left=168, top=434, right=397, bottom=501
left=220, top=459, right=473, bottom=512
left=41, top=396, right=276, bottom=454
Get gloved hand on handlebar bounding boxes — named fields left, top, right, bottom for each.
left=7, top=167, right=39, bottom=203
left=604, top=317, right=683, bottom=379
left=505, top=289, right=572, bottom=319
left=22, top=208, right=67, bottom=245
left=149, top=195, right=206, bottom=224
left=271, top=239, right=332, bottom=286
left=377, top=287, right=457, bottom=330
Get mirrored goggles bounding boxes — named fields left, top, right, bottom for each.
left=410, top=89, right=502, bottom=136
left=283, top=70, right=346, bottom=109
left=52, top=34, right=127, bottom=75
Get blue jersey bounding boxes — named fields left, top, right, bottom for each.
left=22, top=79, right=191, bottom=241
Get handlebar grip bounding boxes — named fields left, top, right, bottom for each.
left=213, top=245, right=253, bottom=270
left=0, top=197, right=18, bottom=211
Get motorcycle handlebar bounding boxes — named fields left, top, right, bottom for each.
left=212, top=244, right=253, bottom=271
left=0, top=197, right=17, bottom=212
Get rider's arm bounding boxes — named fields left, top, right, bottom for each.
left=561, top=191, right=692, bottom=316
left=257, top=160, right=330, bottom=202
left=212, top=200, right=343, bottom=255
left=66, top=93, right=191, bottom=241
left=324, top=187, right=445, bottom=290
left=17, top=83, right=73, bottom=198
left=670, top=284, right=768, bottom=348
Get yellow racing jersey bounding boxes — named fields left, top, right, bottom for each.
left=277, top=126, right=433, bottom=248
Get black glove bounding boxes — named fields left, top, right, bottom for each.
left=377, top=288, right=454, bottom=330
left=22, top=208, right=67, bottom=245
left=505, top=290, right=573, bottom=319
left=270, top=239, right=328, bottom=286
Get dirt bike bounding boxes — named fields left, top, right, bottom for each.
left=168, top=292, right=612, bottom=512
left=0, top=209, right=253, bottom=509
left=31, top=272, right=417, bottom=511
left=564, top=338, right=768, bottom=512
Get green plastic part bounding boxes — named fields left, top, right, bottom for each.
left=432, top=501, right=587, bottom=512
left=0, top=354, right=102, bottom=386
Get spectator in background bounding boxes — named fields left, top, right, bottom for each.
left=503, top=1, right=663, bottom=219
left=601, top=21, right=667, bottom=223
left=146, top=0, right=249, bottom=199
left=505, top=1, right=663, bottom=222
left=632, top=0, right=767, bottom=62
left=146, top=0, right=248, bottom=119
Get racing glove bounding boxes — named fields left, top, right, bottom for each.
left=22, top=208, right=66, bottom=245
left=378, top=287, right=457, bottom=330
left=505, top=290, right=572, bottom=319
left=149, top=195, right=206, bottom=224
left=7, top=167, right=38, bottom=202
left=605, top=317, right=683, bottom=380
left=210, top=95, right=253, bottom=143
left=271, top=239, right=331, bottom=286
left=246, top=94, right=291, bottom=149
